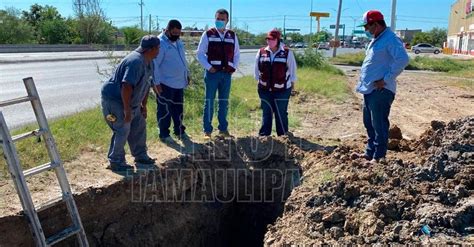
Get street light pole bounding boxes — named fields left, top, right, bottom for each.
left=390, top=0, right=397, bottom=31
left=309, top=0, right=314, bottom=45
left=332, top=0, right=343, bottom=58
left=229, top=0, right=233, bottom=29
left=310, top=0, right=313, bottom=34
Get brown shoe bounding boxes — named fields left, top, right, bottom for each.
left=218, top=130, right=232, bottom=138
left=203, top=132, right=212, bottom=140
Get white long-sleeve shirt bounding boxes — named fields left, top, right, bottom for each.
left=254, top=45, right=297, bottom=89
left=196, top=29, right=240, bottom=71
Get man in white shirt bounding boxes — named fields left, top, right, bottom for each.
left=196, top=8, right=240, bottom=139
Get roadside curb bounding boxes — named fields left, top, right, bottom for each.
left=0, top=55, right=125, bottom=64
left=0, top=49, right=258, bottom=64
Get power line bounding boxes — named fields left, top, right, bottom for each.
left=138, top=0, right=144, bottom=30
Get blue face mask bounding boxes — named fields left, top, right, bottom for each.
left=215, top=20, right=226, bottom=29
left=365, top=31, right=373, bottom=39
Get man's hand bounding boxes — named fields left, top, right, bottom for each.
left=374, top=79, right=385, bottom=90
left=154, top=84, right=163, bottom=95
left=124, top=109, right=132, bottom=123
left=208, top=67, right=217, bottom=73
left=141, top=105, right=147, bottom=119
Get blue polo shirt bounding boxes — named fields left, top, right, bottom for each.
left=357, top=28, right=409, bottom=95
left=153, top=33, right=189, bottom=89
left=101, top=51, right=153, bottom=108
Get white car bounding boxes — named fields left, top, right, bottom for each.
left=316, top=42, right=330, bottom=50
left=411, top=43, right=441, bottom=54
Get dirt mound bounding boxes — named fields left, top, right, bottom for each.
left=265, top=116, right=474, bottom=245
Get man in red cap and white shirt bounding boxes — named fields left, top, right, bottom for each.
left=355, top=10, right=409, bottom=164
left=254, top=29, right=297, bottom=136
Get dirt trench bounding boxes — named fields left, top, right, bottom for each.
left=0, top=136, right=329, bottom=247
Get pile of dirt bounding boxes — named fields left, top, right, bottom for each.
left=265, top=116, right=474, bottom=245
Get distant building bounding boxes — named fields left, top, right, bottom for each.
left=447, top=0, right=474, bottom=55
left=395, top=29, right=422, bottom=43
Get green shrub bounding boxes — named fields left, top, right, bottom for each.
left=294, top=48, right=325, bottom=68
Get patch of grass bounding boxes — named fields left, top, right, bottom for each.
left=0, top=62, right=349, bottom=179
left=331, top=51, right=474, bottom=75
left=296, top=67, right=350, bottom=102
left=329, top=52, right=365, bottom=66
left=406, top=56, right=474, bottom=72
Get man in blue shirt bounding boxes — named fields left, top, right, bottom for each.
left=153, top=20, right=190, bottom=144
left=356, top=10, right=409, bottom=163
left=101, top=35, right=160, bottom=172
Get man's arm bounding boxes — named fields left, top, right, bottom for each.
left=121, top=83, right=133, bottom=122
left=383, top=37, right=409, bottom=84
left=152, top=43, right=165, bottom=94
left=153, top=45, right=165, bottom=85
left=140, top=86, right=149, bottom=119
left=254, top=50, right=261, bottom=81
left=196, top=32, right=213, bottom=71
left=232, top=33, right=240, bottom=69
left=287, top=50, right=297, bottom=85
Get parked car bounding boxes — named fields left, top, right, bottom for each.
left=351, top=41, right=364, bottom=49
left=411, top=43, right=441, bottom=54
left=316, top=42, right=330, bottom=50
left=294, top=42, right=307, bottom=48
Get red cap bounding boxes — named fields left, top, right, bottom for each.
left=266, top=29, right=281, bottom=40
left=359, top=10, right=384, bottom=26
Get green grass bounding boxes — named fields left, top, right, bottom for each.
left=296, top=67, right=349, bottom=102
left=330, top=51, right=474, bottom=75
left=406, top=56, right=474, bottom=72
left=329, top=52, right=366, bottom=66
left=0, top=63, right=348, bottom=180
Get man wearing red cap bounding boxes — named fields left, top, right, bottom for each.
left=254, top=29, right=297, bottom=136
left=355, top=10, right=409, bottom=163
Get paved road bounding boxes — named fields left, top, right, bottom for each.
left=0, top=48, right=362, bottom=128
left=1, top=59, right=109, bottom=128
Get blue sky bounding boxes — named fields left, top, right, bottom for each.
left=3, top=0, right=454, bottom=34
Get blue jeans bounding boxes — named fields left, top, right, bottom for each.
left=101, top=99, right=149, bottom=165
left=363, top=88, right=395, bottom=159
left=156, top=84, right=186, bottom=139
left=258, top=88, right=292, bottom=136
left=203, top=71, right=232, bottom=133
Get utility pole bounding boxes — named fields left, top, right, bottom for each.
left=149, top=14, right=152, bottom=34
left=156, top=16, right=159, bottom=31
left=229, top=0, right=233, bottom=29
left=309, top=0, right=313, bottom=34
left=283, top=15, right=286, bottom=40
left=139, top=0, right=144, bottom=31
left=309, top=0, right=313, bottom=45
left=332, top=0, right=342, bottom=58
left=390, top=0, right=397, bottom=31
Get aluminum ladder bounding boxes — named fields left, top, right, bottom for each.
left=0, top=77, right=88, bottom=246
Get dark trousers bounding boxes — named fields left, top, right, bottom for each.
left=363, top=88, right=395, bottom=159
left=258, top=87, right=292, bottom=136
left=156, top=84, right=186, bottom=139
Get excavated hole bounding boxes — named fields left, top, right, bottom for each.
left=1, top=137, right=310, bottom=247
